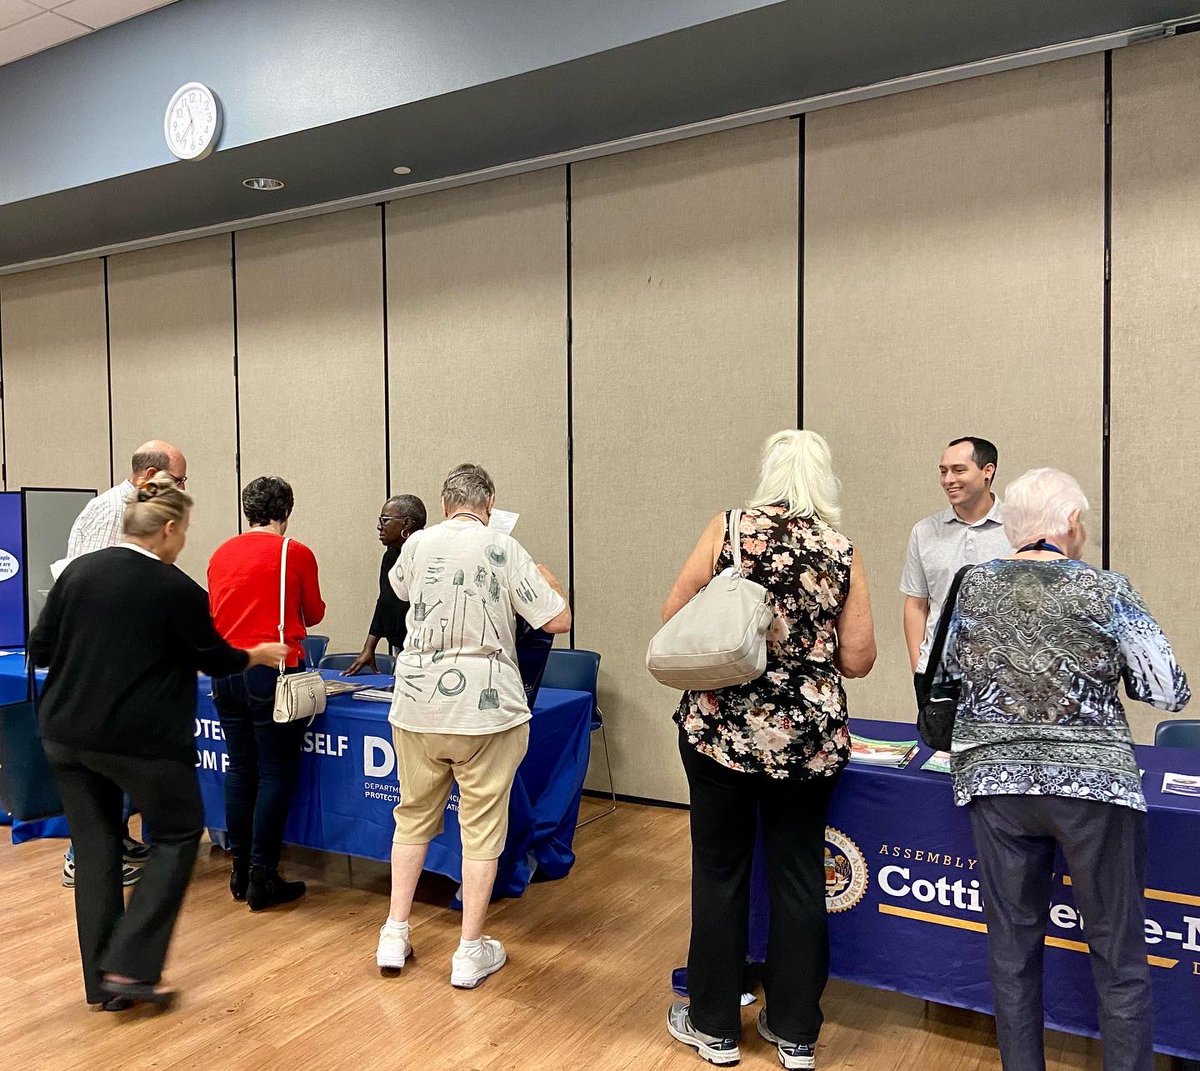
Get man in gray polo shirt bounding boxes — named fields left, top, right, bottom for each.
left=901, top=437, right=1011, bottom=703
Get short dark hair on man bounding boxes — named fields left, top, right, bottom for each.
left=386, top=494, right=427, bottom=530
left=242, top=476, right=295, bottom=527
left=130, top=448, right=170, bottom=476
left=948, top=437, right=998, bottom=473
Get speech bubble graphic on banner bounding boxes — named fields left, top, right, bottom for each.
left=0, top=549, right=19, bottom=582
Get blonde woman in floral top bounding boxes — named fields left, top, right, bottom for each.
left=664, top=430, right=875, bottom=1071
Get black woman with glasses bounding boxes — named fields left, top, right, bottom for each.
left=344, top=495, right=428, bottom=676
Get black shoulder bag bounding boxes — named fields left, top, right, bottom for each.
left=916, top=565, right=972, bottom=752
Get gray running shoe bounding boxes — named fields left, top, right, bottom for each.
left=62, top=856, right=142, bottom=888
left=666, top=1001, right=740, bottom=1066
left=757, top=1009, right=816, bottom=1070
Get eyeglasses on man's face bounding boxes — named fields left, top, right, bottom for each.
left=170, top=473, right=188, bottom=488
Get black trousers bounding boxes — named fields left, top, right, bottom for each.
left=213, top=665, right=306, bottom=870
left=969, top=795, right=1152, bottom=1071
left=679, top=733, right=840, bottom=1044
left=44, top=742, right=203, bottom=1004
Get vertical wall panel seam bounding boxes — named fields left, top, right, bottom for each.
left=565, top=164, right=576, bottom=649
left=1102, top=50, right=1113, bottom=570
left=381, top=204, right=392, bottom=497
left=231, top=232, right=243, bottom=533
left=103, top=257, right=114, bottom=487
left=797, top=114, right=805, bottom=429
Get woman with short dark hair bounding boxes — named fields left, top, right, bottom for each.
left=30, top=471, right=287, bottom=1009
left=208, top=476, right=326, bottom=911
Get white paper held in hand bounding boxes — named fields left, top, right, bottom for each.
left=488, top=509, right=519, bottom=535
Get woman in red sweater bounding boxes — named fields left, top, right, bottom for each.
left=208, top=476, right=326, bottom=911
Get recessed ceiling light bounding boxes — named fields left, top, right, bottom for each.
left=243, top=177, right=285, bottom=191
left=393, top=166, right=412, bottom=176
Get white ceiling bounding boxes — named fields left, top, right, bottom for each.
left=0, top=0, right=177, bottom=67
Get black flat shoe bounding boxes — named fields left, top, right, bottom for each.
left=101, top=996, right=135, bottom=1012
left=99, top=980, right=177, bottom=1010
left=247, top=866, right=306, bottom=912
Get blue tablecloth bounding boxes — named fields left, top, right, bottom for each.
left=0, top=652, right=70, bottom=839
left=195, top=672, right=594, bottom=898
left=742, top=718, right=1200, bottom=1060
left=0, top=649, right=29, bottom=705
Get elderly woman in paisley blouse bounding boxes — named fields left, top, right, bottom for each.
left=663, top=429, right=876, bottom=1071
left=939, top=467, right=1189, bottom=1071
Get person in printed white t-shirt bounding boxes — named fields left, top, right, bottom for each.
left=375, top=463, right=572, bottom=989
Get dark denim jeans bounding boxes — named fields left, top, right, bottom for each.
left=212, top=664, right=307, bottom=870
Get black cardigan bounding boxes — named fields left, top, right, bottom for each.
left=368, top=545, right=409, bottom=649
left=29, top=547, right=250, bottom=765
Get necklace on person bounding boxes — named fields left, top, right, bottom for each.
left=1017, top=540, right=1065, bottom=556
left=450, top=512, right=487, bottom=525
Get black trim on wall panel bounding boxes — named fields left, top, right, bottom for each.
left=565, top=163, right=576, bottom=649
left=102, top=256, right=114, bottom=488
left=1102, top=50, right=1113, bottom=570
left=797, top=113, right=805, bottom=430
left=380, top=204, right=392, bottom=497
left=231, top=232, right=243, bottom=533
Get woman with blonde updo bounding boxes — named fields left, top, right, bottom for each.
left=29, top=471, right=288, bottom=1011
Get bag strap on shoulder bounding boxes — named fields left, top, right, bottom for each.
left=920, top=564, right=972, bottom=694
left=729, top=509, right=743, bottom=574
left=277, top=536, right=290, bottom=675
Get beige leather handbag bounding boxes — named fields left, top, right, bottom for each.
left=272, top=537, right=327, bottom=724
left=646, top=509, right=774, bottom=690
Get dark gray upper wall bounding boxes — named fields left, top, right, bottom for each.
left=4, top=0, right=1200, bottom=269
left=0, top=0, right=778, bottom=204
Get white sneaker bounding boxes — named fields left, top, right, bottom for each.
left=376, top=923, right=411, bottom=971
left=450, top=936, right=506, bottom=989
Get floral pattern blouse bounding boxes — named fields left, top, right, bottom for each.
left=674, top=504, right=854, bottom=780
left=941, top=560, right=1190, bottom=811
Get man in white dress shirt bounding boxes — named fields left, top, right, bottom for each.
left=58, top=439, right=188, bottom=887
left=66, top=441, right=188, bottom=559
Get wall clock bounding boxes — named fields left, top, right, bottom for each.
left=164, top=82, right=221, bottom=161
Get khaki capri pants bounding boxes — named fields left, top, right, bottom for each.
left=390, top=723, right=530, bottom=861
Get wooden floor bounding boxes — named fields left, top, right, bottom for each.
left=0, top=800, right=1174, bottom=1071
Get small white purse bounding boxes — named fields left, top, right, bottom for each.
left=646, top=509, right=774, bottom=690
left=271, top=537, right=327, bottom=724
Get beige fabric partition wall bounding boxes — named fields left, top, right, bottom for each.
left=0, top=260, right=111, bottom=493
left=1111, top=34, right=1200, bottom=743
left=572, top=121, right=800, bottom=804
left=107, top=236, right=237, bottom=586
left=385, top=169, right=569, bottom=588
left=804, top=57, right=1105, bottom=721
left=235, top=208, right=386, bottom=653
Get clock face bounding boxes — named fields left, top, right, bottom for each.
left=164, top=82, right=221, bottom=161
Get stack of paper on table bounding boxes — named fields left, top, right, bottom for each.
left=1162, top=772, right=1200, bottom=797
left=352, top=687, right=395, bottom=703
left=322, top=680, right=369, bottom=697
left=849, top=734, right=919, bottom=768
